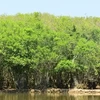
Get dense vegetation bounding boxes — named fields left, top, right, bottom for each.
left=0, top=12, right=100, bottom=89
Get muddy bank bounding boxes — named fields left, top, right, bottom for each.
left=0, top=88, right=69, bottom=94
left=68, top=89, right=100, bottom=95
left=1, top=88, right=100, bottom=95
left=0, top=89, right=29, bottom=93
left=30, top=88, right=100, bottom=95
left=30, top=88, right=69, bottom=94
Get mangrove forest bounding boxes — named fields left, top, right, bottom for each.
left=0, top=12, right=100, bottom=90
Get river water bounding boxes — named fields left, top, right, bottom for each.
left=0, top=93, right=100, bottom=100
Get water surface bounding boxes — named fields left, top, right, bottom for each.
left=0, top=93, right=100, bottom=100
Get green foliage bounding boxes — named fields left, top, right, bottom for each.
left=55, top=60, right=75, bottom=72
left=0, top=12, right=100, bottom=89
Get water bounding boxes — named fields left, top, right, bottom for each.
left=0, top=93, right=100, bottom=100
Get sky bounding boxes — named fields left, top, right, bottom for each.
left=0, top=0, right=100, bottom=17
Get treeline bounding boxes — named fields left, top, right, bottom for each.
left=0, top=12, right=100, bottom=89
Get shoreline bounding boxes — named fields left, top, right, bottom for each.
left=68, top=89, right=100, bottom=95
left=1, top=88, right=100, bottom=95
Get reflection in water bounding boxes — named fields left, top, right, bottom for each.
left=0, top=93, right=100, bottom=100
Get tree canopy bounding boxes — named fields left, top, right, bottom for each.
left=0, top=12, right=100, bottom=89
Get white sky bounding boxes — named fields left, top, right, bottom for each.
left=0, top=0, right=100, bottom=17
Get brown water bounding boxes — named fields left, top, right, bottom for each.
left=0, top=93, right=100, bottom=100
